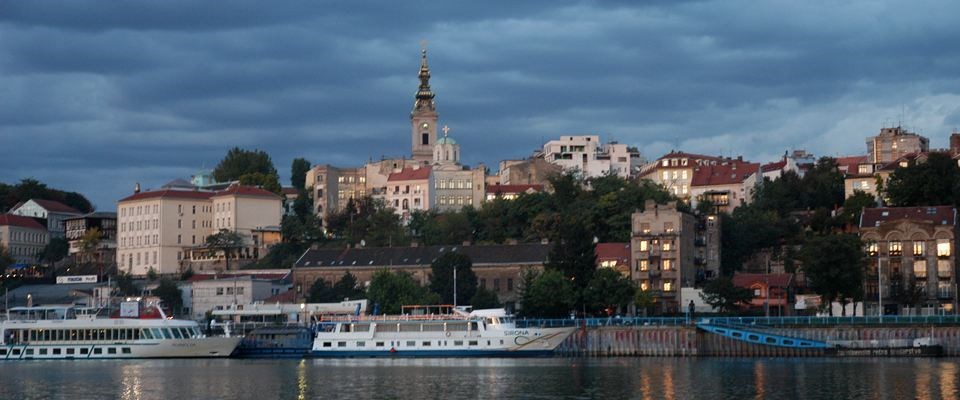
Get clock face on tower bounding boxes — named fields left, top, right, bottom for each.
left=420, top=122, right=429, bottom=130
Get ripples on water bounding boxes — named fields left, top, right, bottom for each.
left=1, top=358, right=958, bottom=399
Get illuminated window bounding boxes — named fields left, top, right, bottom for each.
left=640, top=281, right=649, bottom=290
left=639, top=240, right=648, bottom=251
left=937, top=240, right=952, bottom=257
left=663, top=281, right=673, bottom=292
left=914, top=260, right=927, bottom=278
left=867, top=243, right=878, bottom=256
left=663, top=241, right=672, bottom=251
left=913, top=241, right=925, bottom=256
left=663, top=259, right=672, bottom=270
left=640, top=223, right=651, bottom=234
left=889, top=241, right=902, bottom=256
left=638, top=260, right=648, bottom=271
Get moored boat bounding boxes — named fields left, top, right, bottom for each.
left=310, top=307, right=575, bottom=357
left=0, top=303, right=241, bottom=360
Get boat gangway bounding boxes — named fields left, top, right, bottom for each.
left=696, top=322, right=830, bottom=349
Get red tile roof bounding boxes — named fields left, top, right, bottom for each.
left=485, top=184, right=544, bottom=194
left=264, top=289, right=297, bottom=303
left=691, top=161, right=760, bottom=186
left=835, top=155, right=868, bottom=173
left=281, top=187, right=299, bottom=195
left=732, top=273, right=793, bottom=289
left=387, top=166, right=431, bottom=182
left=0, top=214, right=46, bottom=230
left=860, top=206, right=956, bottom=228
left=213, top=185, right=281, bottom=199
left=761, top=160, right=786, bottom=173
left=118, top=189, right=214, bottom=202
left=595, top=243, right=630, bottom=264
left=13, top=199, right=81, bottom=215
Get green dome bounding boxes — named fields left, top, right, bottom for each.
left=436, top=136, right=457, bottom=145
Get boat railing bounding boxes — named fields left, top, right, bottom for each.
left=518, top=315, right=960, bottom=329
left=317, top=313, right=469, bottom=323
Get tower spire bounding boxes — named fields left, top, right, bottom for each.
left=414, top=46, right=435, bottom=112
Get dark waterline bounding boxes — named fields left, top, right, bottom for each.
left=1, top=358, right=958, bottom=399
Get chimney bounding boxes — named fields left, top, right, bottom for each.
left=134, top=182, right=141, bottom=194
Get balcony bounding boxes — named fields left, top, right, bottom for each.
left=938, top=286, right=956, bottom=299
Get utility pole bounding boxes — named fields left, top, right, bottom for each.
left=453, top=265, right=457, bottom=308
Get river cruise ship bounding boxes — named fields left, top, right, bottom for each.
left=0, top=303, right=241, bottom=360
left=311, top=307, right=575, bottom=357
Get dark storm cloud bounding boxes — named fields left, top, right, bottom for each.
left=2, top=0, right=959, bottom=208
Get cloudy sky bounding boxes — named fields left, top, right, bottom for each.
left=2, top=1, right=959, bottom=210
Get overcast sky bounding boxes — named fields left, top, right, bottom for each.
left=2, top=1, right=959, bottom=210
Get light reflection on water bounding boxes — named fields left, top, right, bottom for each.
left=0, top=358, right=958, bottom=399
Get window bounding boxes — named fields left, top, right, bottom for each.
left=914, top=260, right=927, bottom=278
left=640, top=223, right=651, bottom=234
left=638, top=260, right=648, bottom=271
left=662, top=171, right=669, bottom=180
left=664, top=222, right=674, bottom=233
left=507, top=278, right=513, bottom=291
left=468, top=340, right=478, bottom=346
left=337, top=342, right=347, bottom=347
left=94, top=348, right=102, bottom=355
left=913, top=241, right=925, bottom=256
left=938, top=260, right=952, bottom=278
left=663, top=281, right=673, bottom=292
left=192, top=205, right=196, bottom=214
left=663, top=259, right=672, bottom=270
left=422, top=341, right=431, bottom=347
left=422, top=133, right=429, bottom=145
left=662, top=241, right=672, bottom=251
left=108, top=348, right=117, bottom=354
left=216, top=287, right=224, bottom=295
left=889, top=241, right=902, bottom=256
left=867, top=243, right=878, bottom=256
left=494, top=279, right=500, bottom=292
left=938, top=240, right=952, bottom=257
left=376, top=342, right=384, bottom=347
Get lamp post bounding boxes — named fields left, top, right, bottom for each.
left=878, top=246, right=883, bottom=321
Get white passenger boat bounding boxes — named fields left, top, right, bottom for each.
left=311, top=308, right=575, bottom=357
left=0, top=303, right=241, bottom=360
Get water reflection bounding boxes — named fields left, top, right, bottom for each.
left=0, top=358, right=958, bottom=399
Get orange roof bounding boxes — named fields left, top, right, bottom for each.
left=119, top=189, right=214, bottom=202
left=213, top=184, right=281, bottom=199
left=761, top=160, right=786, bottom=173
left=388, top=166, right=431, bottom=182
left=835, top=155, right=868, bottom=172
left=691, top=161, right=759, bottom=186
left=0, top=214, right=46, bottom=230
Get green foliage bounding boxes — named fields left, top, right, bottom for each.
left=292, top=189, right=313, bottom=220
left=238, top=172, right=282, bottom=194
left=213, top=147, right=278, bottom=183
left=146, top=267, right=158, bottom=282
left=154, top=277, right=183, bottom=316
left=114, top=272, right=139, bottom=297
left=518, top=269, right=576, bottom=318
left=205, top=229, right=245, bottom=270
left=428, top=252, right=478, bottom=305
left=408, top=210, right=474, bottom=245
left=800, top=233, right=866, bottom=316
left=883, top=152, right=960, bottom=207
left=327, top=196, right=407, bottom=247
left=0, top=178, right=94, bottom=214
left=469, top=287, right=501, bottom=309
left=583, top=268, right=637, bottom=314
left=39, top=238, right=69, bottom=265
left=544, top=215, right=597, bottom=293
left=309, top=271, right=364, bottom=302
left=839, top=191, right=876, bottom=226
left=634, top=288, right=655, bottom=317
left=366, top=269, right=439, bottom=315
left=699, top=276, right=754, bottom=313
left=291, top=158, right=312, bottom=190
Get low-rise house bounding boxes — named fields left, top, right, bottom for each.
left=595, top=243, right=631, bottom=277
left=0, top=214, right=49, bottom=266
left=732, top=273, right=794, bottom=316
left=9, top=199, right=82, bottom=238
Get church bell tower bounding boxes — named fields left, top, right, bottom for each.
left=411, top=47, right=438, bottom=163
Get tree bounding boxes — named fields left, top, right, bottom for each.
left=634, top=288, right=656, bottom=317
left=428, top=252, right=477, bottom=305
left=114, top=271, right=139, bottom=297
left=239, top=172, right=282, bottom=194
left=470, top=287, right=501, bottom=309
left=332, top=271, right=363, bottom=301
left=205, top=229, right=245, bottom=271
left=583, top=268, right=637, bottom=315
left=518, top=269, right=576, bottom=318
left=544, top=216, right=597, bottom=295
left=291, top=158, right=311, bottom=190
left=307, top=278, right=336, bottom=303
left=0, top=244, right=15, bottom=270
left=38, top=238, right=69, bottom=266
left=213, top=147, right=278, bottom=183
left=884, top=152, right=960, bottom=207
left=146, top=267, right=158, bottom=282
left=366, top=269, right=439, bottom=315
left=839, top=191, right=876, bottom=226
left=699, top=276, right=754, bottom=313
left=154, top=277, right=183, bottom=316
left=800, top=233, right=867, bottom=316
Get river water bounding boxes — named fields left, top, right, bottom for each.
left=1, top=358, right=957, bottom=399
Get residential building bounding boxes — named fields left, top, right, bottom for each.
left=431, top=127, right=485, bottom=212
left=64, top=212, right=117, bottom=267
left=596, top=243, right=631, bottom=277
left=0, top=214, right=49, bottom=266
left=689, top=159, right=761, bottom=214
left=116, top=188, right=214, bottom=276
left=496, top=158, right=563, bottom=186
left=630, top=201, right=697, bottom=314
left=185, top=185, right=283, bottom=271
left=843, top=152, right=928, bottom=199
left=538, top=136, right=639, bottom=179
left=484, top=184, right=545, bottom=202
left=385, top=165, right=432, bottom=223
left=859, top=206, right=957, bottom=315
left=732, top=273, right=794, bottom=316
left=866, top=126, right=929, bottom=164
left=292, top=243, right=551, bottom=309
left=9, top=199, right=82, bottom=238
left=304, top=164, right=367, bottom=221
left=761, top=150, right=814, bottom=180
left=639, top=151, right=727, bottom=200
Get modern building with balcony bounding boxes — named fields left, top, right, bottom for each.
left=859, top=206, right=957, bottom=315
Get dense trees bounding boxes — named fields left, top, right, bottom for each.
left=366, top=269, right=440, bottom=315
left=800, top=233, right=867, bottom=316
left=213, top=147, right=281, bottom=194
left=517, top=269, right=576, bottom=318
left=582, top=268, right=637, bottom=315
left=154, top=277, right=184, bottom=316
left=428, top=252, right=478, bottom=305
left=38, top=238, right=69, bottom=266
left=883, top=152, right=960, bottom=207
left=290, top=158, right=311, bottom=190
left=699, top=276, right=753, bottom=313
left=205, top=229, right=245, bottom=271
left=308, top=272, right=363, bottom=303
left=0, top=178, right=94, bottom=213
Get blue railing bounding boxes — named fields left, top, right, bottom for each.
left=517, top=315, right=960, bottom=328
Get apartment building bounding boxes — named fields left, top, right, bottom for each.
left=630, top=201, right=697, bottom=314
left=0, top=214, right=48, bottom=266
left=539, top=135, right=639, bottom=179
left=866, top=126, right=929, bottom=164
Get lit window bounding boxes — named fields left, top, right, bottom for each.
left=639, top=240, right=648, bottom=251
left=937, top=240, right=952, bottom=257
left=663, top=281, right=673, bottom=291
left=889, top=241, right=902, bottom=256
left=663, top=259, right=672, bottom=270
left=913, top=241, right=925, bottom=257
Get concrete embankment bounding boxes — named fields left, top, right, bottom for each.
left=554, top=325, right=960, bottom=357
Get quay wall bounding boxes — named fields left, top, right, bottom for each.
left=554, top=325, right=960, bottom=357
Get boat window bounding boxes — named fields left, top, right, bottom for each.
left=179, top=328, right=191, bottom=338
left=454, top=340, right=463, bottom=346
left=337, top=342, right=347, bottom=347
left=469, top=322, right=478, bottom=331
left=108, top=348, right=117, bottom=354
left=53, top=348, right=61, bottom=355
left=500, top=317, right=514, bottom=324
left=66, top=348, right=75, bottom=355
left=322, top=342, right=332, bottom=348
left=0, top=349, right=7, bottom=355
left=422, top=341, right=431, bottom=347
left=12, top=349, right=21, bottom=355
left=80, top=348, right=88, bottom=355
left=341, top=325, right=351, bottom=333
left=142, top=329, right=154, bottom=340
left=468, top=340, right=478, bottom=346
left=152, top=329, right=164, bottom=339
left=26, top=349, right=34, bottom=355
left=171, top=329, right=183, bottom=339
left=43, top=330, right=51, bottom=341
left=357, top=341, right=365, bottom=347
left=406, top=341, right=415, bottom=347
left=487, top=340, right=491, bottom=346
left=93, top=348, right=102, bottom=355
left=375, top=342, right=385, bottom=347
left=40, top=348, right=48, bottom=355
left=122, top=348, right=132, bottom=354
left=500, top=340, right=504, bottom=345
